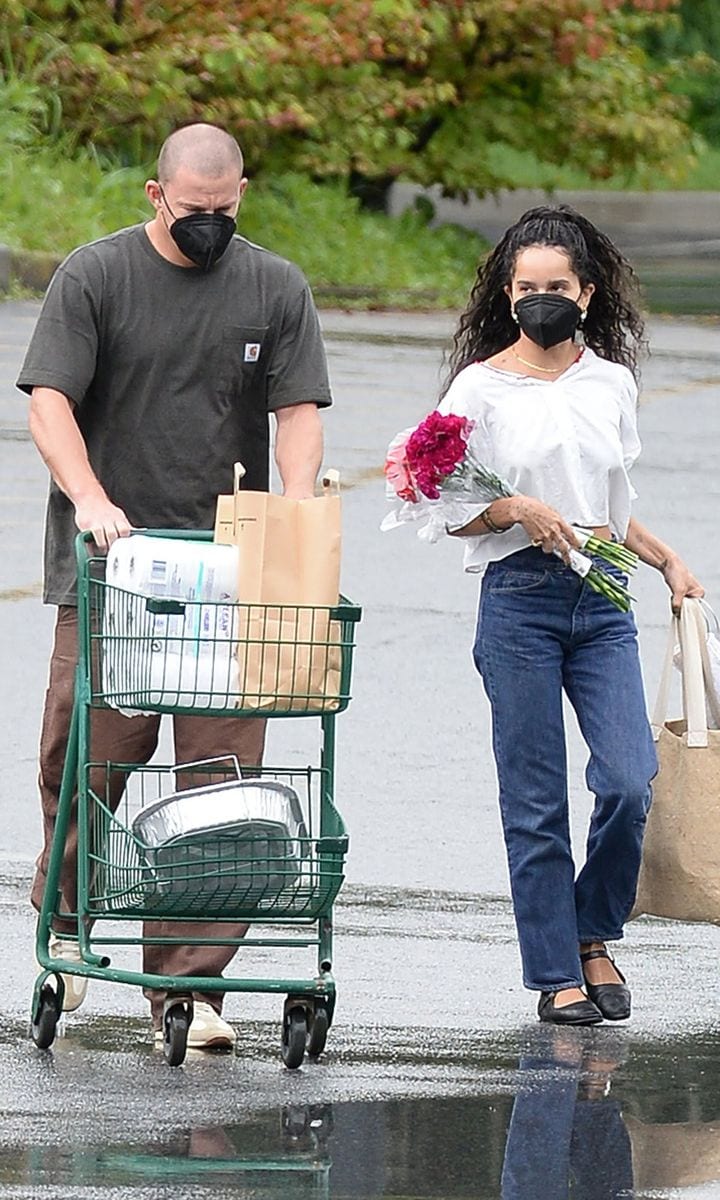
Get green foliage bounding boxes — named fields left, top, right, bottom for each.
left=641, top=0, right=720, bottom=144
left=3, top=0, right=697, bottom=192
left=0, top=147, right=149, bottom=253
left=482, top=141, right=720, bottom=191
left=0, top=141, right=484, bottom=309
left=644, top=0, right=720, bottom=59
left=242, top=174, right=483, bottom=307
left=667, top=58, right=720, bottom=144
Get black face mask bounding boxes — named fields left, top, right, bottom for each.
left=160, top=189, right=236, bottom=270
left=168, top=211, right=236, bottom=270
left=514, top=293, right=582, bottom=350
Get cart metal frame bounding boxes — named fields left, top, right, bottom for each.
left=31, top=530, right=360, bottom=1066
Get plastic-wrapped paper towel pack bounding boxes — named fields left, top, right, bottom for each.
left=102, top=536, right=241, bottom=713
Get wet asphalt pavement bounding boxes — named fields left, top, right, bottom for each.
left=2, top=301, right=720, bottom=1197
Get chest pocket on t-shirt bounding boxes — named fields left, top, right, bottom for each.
left=218, top=324, right=270, bottom=394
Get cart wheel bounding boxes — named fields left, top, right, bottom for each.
left=163, top=999, right=192, bottom=1067
left=306, top=1004, right=330, bottom=1059
left=281, top=1005, right=307, bottom=1070
left=31, top=983, right=61, bottom=1050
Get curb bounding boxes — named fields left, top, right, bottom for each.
left=0, top=245, right=63, bottom=294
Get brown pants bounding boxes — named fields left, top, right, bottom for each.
left=34, top=606, right=266, bottom=1026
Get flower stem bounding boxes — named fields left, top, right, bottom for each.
left=585, top=566, right=633, bottom=613
left=584, top=535, right=639, bottom=572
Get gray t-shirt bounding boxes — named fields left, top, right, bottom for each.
left=17, top=224, right=332, bottom=604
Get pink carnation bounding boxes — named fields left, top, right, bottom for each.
left=405, top=412, right=473, bottom=499
left=384, top=436, right=418, bottom=502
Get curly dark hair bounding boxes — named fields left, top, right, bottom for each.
left=444, top=204, right=646, bottom=391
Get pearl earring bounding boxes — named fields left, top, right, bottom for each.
left=512, top=309, right=519, bottom=323
left=580, top=309, right=587, bottom=323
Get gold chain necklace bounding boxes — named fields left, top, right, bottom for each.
left=510, top=346, right=580, bottom=374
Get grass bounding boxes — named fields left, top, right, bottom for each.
left=0, top=145, right=485, bottom=310
left=240, top=174, right=485, bottom=308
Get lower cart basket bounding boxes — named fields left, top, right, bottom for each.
left=85, top=762, right=348, bottom=921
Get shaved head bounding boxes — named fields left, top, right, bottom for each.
left=157, top=124, right=244, bottom=185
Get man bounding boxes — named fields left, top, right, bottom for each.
left=17, top=123, right=332, bottom=1050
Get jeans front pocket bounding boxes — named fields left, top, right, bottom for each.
left=486, top=568, right=551, bottom=595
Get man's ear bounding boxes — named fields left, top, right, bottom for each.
left=145, top=179, right=162, bottom=210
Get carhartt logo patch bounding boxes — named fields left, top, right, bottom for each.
left=244, top=343, right=261, bottom=363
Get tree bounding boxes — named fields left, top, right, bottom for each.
left=5, top=0, right=695, bottom=191
left=641, top=0, right=720, bottom=144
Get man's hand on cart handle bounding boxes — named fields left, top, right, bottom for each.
left=74, top=493, right=132, bottom=553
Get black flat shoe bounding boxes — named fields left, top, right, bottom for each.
left=537, top=991, right=603, bottom=1026
left=580, top=948, right=631, bottom=1021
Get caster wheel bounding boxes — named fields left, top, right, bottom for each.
left=31, top=983, right=61, bottom=1050
left=281, top=1005, right=307, bottom=1070
left=306, top=1005, right=329, bottom=1059
left=163, top=998, right=192, bottom=1067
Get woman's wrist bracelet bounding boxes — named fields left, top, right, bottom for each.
left=480, top=506, right=506, bottom=535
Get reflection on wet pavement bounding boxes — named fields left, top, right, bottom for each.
left=503, top=1028, right=633, bottom=1199
left=5, top=1105, right=336, bottom=1198
left=3, top=1025, right=720, bottom=1196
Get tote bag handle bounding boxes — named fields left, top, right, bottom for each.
left=698, top=599, right=720, bottom=729
left=651, top=598, right=709, bottom=748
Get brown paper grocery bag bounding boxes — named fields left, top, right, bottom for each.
left=633, top=599, right=720, bottom=924
left=214, top=463, right=343, bottom=712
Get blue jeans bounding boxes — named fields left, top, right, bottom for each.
left=474, top=548, right=658, bottom=993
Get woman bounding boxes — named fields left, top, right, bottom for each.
left=439, top=205, right=703, bottom=1025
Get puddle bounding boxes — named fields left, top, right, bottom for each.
left=2, top=1027, right=720, bottom=1197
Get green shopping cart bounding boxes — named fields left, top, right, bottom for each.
left=30, top=530, right=361, bottom=1067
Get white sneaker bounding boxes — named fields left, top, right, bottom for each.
left=153, top=1001, right=236, bottom=1051
left=47, top=933, right=89, bottom=1013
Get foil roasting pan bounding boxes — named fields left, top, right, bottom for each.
left=131, top=780, right=309, bottom=907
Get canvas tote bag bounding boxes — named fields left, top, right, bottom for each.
left=214, top=463, right=343, bottom=712
left=633, top=598, right=720, bottom=923
left=626, top=1117, right=720, bottom=1191
left=676, top=598, right=720, bottom=730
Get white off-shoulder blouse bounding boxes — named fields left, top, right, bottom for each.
left=436, top=347, right=641, bottom=573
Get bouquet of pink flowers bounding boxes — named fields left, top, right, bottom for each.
left=382, top=411, right=637, bottom=613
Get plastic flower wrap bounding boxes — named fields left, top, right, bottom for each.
left=382, top=411, right=638, bottom=613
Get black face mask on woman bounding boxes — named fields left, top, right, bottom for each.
left=514, top=293, right=583, bottom=350
left=160, top=188, right=236, bottom=270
